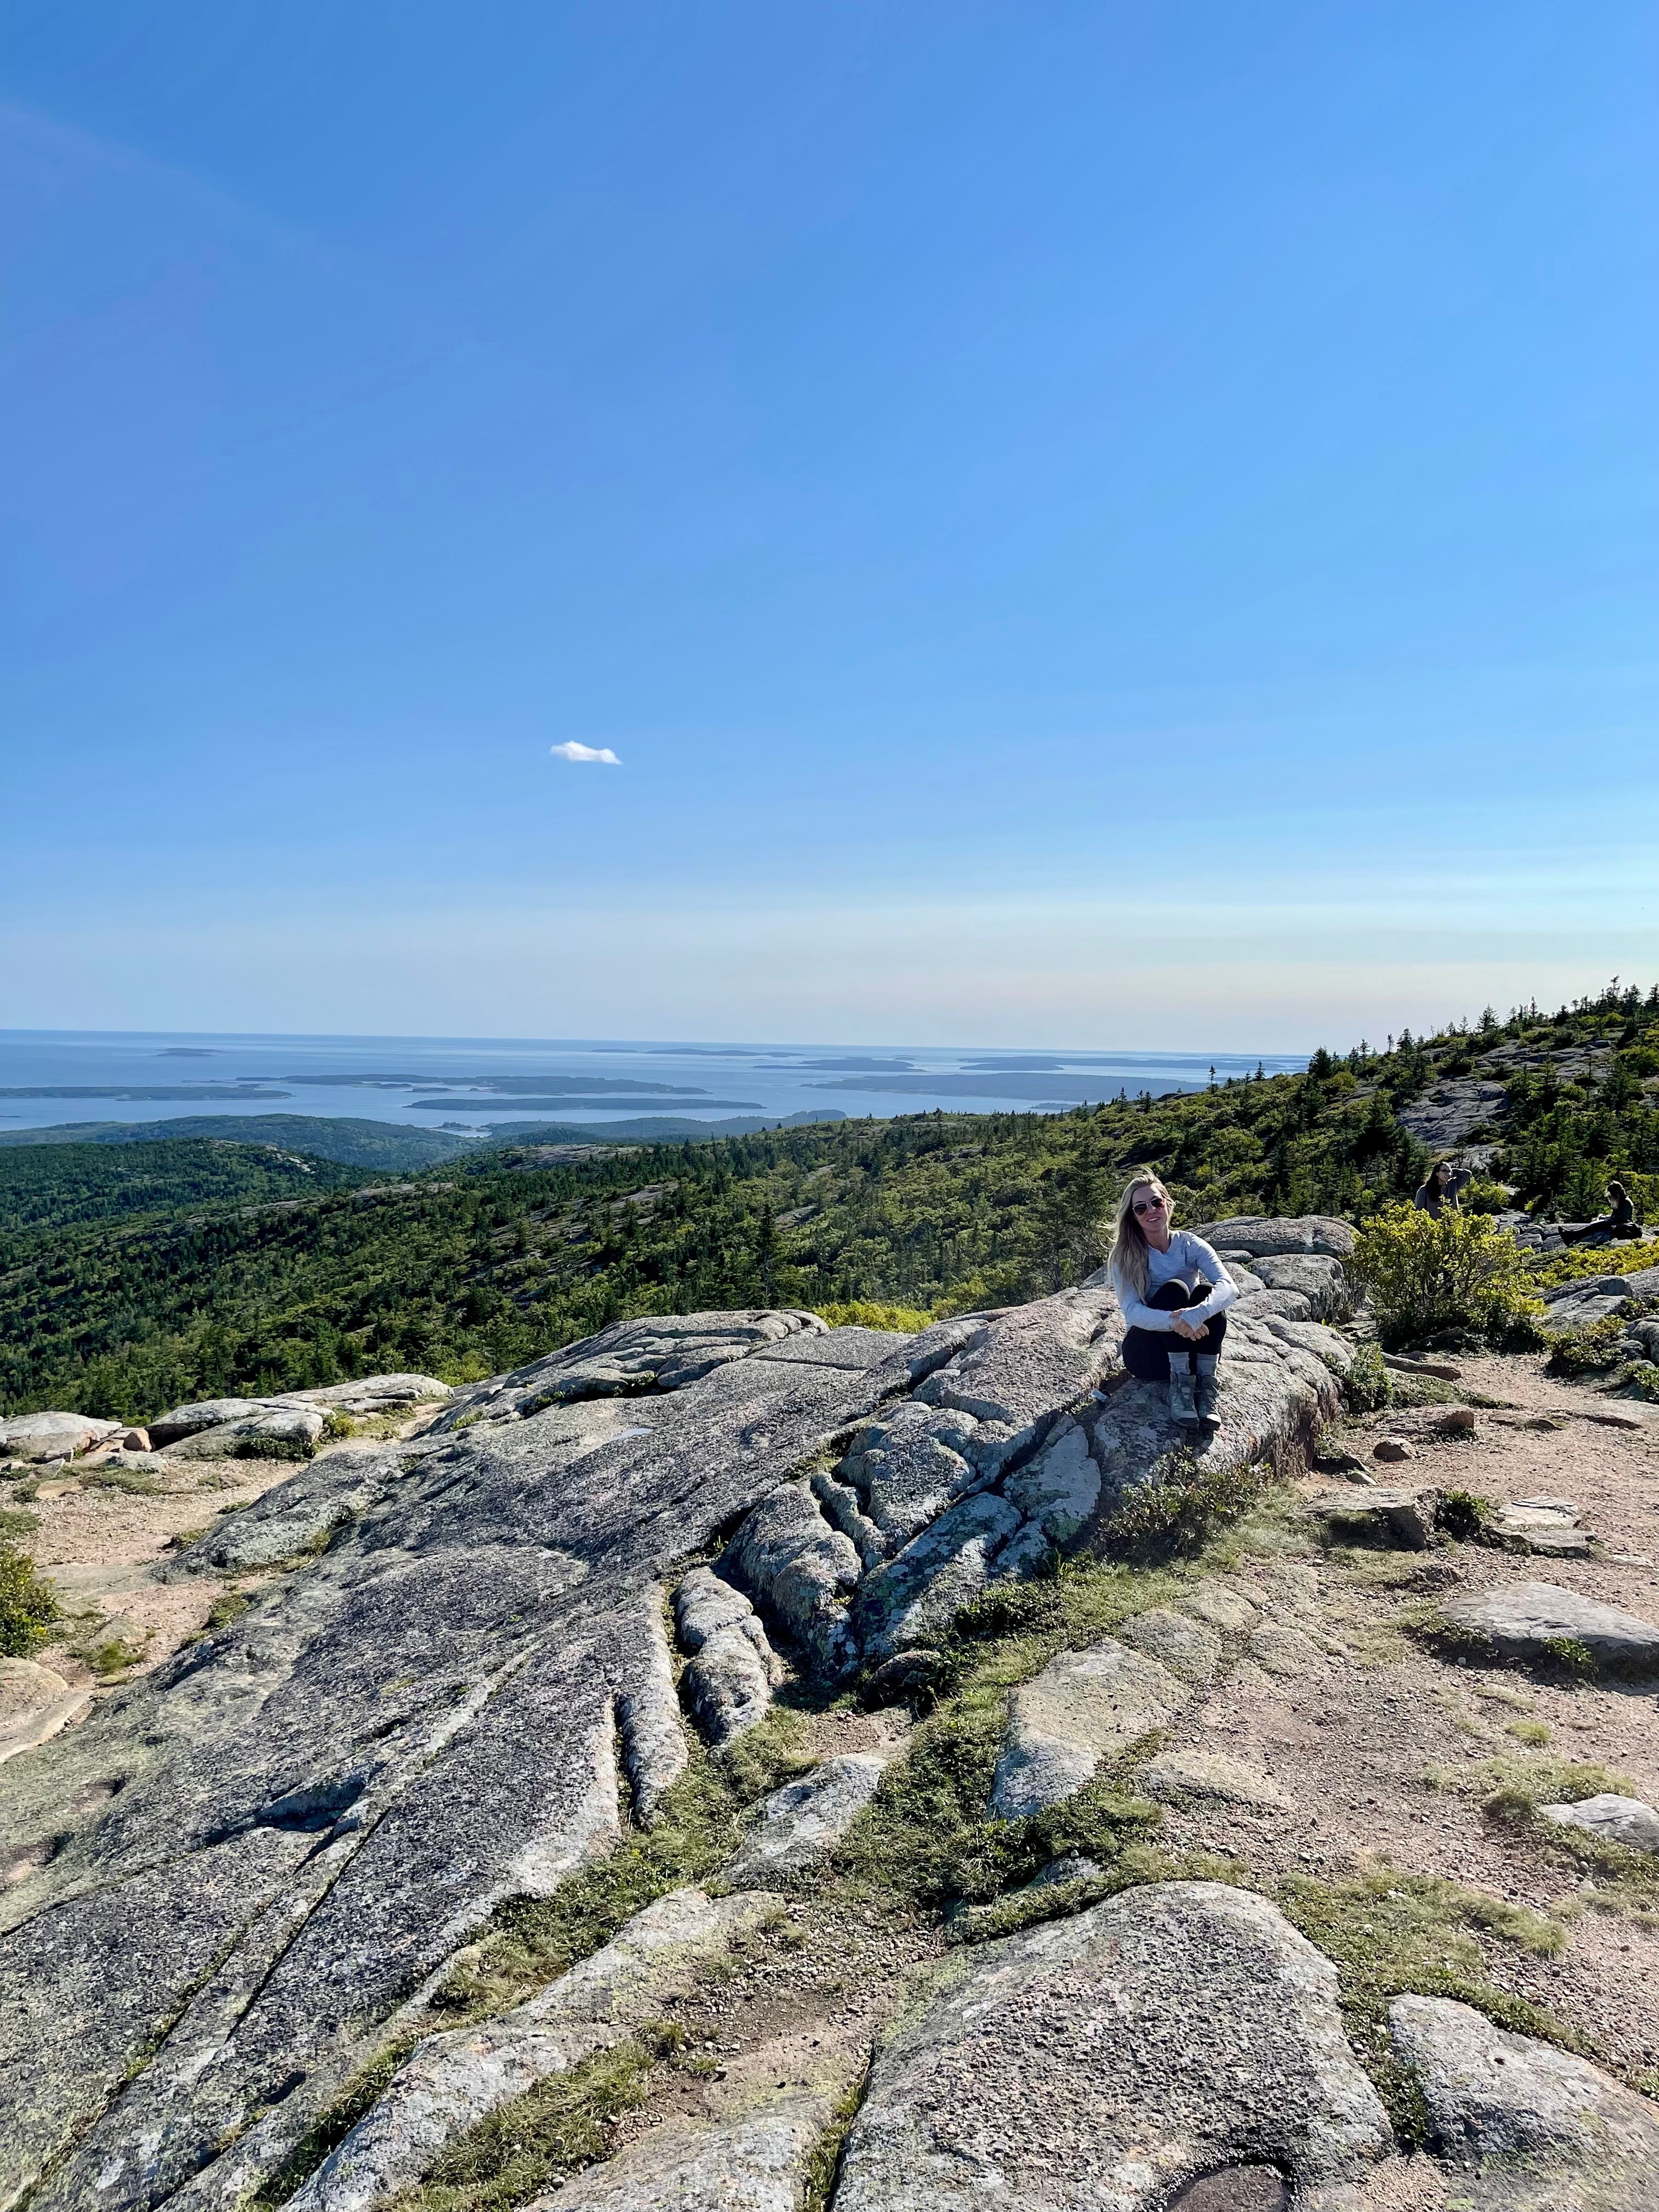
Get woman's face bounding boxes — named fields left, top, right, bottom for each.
left=1131, top=1185, right=1169, bottom=1235
left=1434, top=1164, right=1452, bottom=1187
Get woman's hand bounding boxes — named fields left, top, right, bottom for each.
left=1170, top=1313, right=1209, bottom=1342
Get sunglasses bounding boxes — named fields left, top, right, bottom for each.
left=1132, top=1195, right=1166, bottom=1215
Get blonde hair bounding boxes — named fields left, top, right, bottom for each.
left=1108, top=1173, right=1173, bottom=1301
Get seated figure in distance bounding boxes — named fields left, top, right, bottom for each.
left=1107, top=1173, right=1238, bottom=1436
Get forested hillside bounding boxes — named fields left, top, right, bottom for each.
left=4, top=983, right=1656, bottom=1424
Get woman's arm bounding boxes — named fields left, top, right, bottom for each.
left=1110, top=1265, right=1176, bottom=1332
left=1177, top=1237, right=1239, bottom=1324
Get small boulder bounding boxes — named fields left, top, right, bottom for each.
left=1175, top=1578, right=1260, bottom=1633
left=1441, top=1581, right=1659, bottom=1671
left=1389, top=1993, right=1659, bottom=2209
left=1139, top=1749, right=1293, bottom=1814
left=168, top=1406, right=326, bottom=1460
left=1190, top=1215, right=1358, bottom=1260
left=0, top=1659, right=88, bottom=1766
left=834, top=1883, right=1391, bottom=2212
left=1538, top=1794, right=1659, bottom=1856
left=1119, top=1605, right=1224, bottom=1685
left=146, top=1397, right=279, bottom=1447
left=120, top=1427, right=150, bottom=1452
left=725, top=1753, right=889, bottom=1886
left=1308, top=1489, right=1431, bottom=1550
left=1373, top=1438, right=1415, bottom=1464
left=990, top=1639, right=1188, bottom=1819
left=1249, top=1623, right=1322, bottom=1678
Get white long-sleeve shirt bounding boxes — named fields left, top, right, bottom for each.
left=1110, top=1229, right=1239, bottom=1333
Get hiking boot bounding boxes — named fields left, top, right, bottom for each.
left=1168, top=1359, right=1198, bottom=1430
left=1193, top=1361, right=1222, bottom=1432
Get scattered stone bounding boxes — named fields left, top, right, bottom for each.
left=286, top=1889, right=781, bottom=2212
left=1308, top=1489, right=1431, bottom=1550
left=834, top=1884, right=1391, bottom=2212
left=1138, top=1750, right=1293, bottom=1813
left=1389, top=1994, right=1659, bottom=2210
left=1440, top=1581, right=1659, bottom=1671
left=1249, top=1624, right=1322, bottom=1678
left=1538, top=1795, right=1659, bottom=1855
left=1119, top=1605, right=1224, bottom=1684
left=725, top=1753, right=888, bottom=1886
left=989, top=1639, right=1188, bottom=1818
left=674, top=1567, right=778, bottom=1746
left=1383, top=1357, right=1463, bottom=1381
left=120, top=1427, right=150, bottom=1452
left=1580, top=1406, right=1649, bottom=1431
left=1373, top=1438, right=1415, bottom=1464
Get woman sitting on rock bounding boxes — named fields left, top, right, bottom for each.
left=1108, top=1175, right=1237, bottom=1435
left=1414, top=1159, right=1470, bottom=1217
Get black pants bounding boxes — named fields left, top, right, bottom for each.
left=1122, top=1278, right=1228, bottom=1383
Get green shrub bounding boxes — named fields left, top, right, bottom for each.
left=1458, top=1176, right=1512, bottom=1214
left=812, top=1299, right=938, bottom=1333
left=1435, top=1490, right=1496, bottom=1543
left=0, top=1542, right=60, bottom=1656
left=1624, top=1361, right=1659, bottom=1403
left=1103, top=1449, right=1272, bottom=1562
left=1543, top=1316, right=1627, bottom=1377
left=1342, top=1342, right=1391, bottom=1413
left=1346, top=1205, right=1543, bottom=1349
left=0, top=1509, right=39, bottom=1537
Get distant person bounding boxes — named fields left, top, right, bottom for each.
left=1108, top=1175, right=1237, bottom=1435
left=1607, top=1180, right=1639, bottom=1236
left=1571, top=1179, right=1640, bottom=1243
left=1414, top=1159, right=1470, bottom=1218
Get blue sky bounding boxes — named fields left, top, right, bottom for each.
left=3, top=3, right=1655, bottom=1050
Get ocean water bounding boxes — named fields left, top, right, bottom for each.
left=0, top=1032, right=1308, bottom=1139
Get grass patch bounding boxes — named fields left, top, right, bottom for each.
left=1435, top=1489, right=1497, bottom=1543
left=392, top=2029, right=680, bottom=2212
left=431, top=1714, right=816, bottom=2028
left=78, top=1463, right=161, bottom=1495
left=1275, top=1867, right=1582, bottom=2139
left=1427, top=1755, right=1659, bottom=1922
left=1507, top=1719, right=1552, bottom=1747
left=801, top=2063, right=872, bottom=2212
left=205, top=1591, right=252, bottom=1630
left=249, top=2036, right=421, bottom=2210
left=0, top=1508, right=40, bottom=1537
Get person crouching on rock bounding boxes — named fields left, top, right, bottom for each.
left=1108, top=1175, right=1237, bottom=1436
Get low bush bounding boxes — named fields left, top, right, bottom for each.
left=812, top=1299, right=938, bottom=1333
left=1102, top=1449, right=1274, bottom=1562
left=0, top=1542, right=60, bottom=1656
left=1341, top=1342, right=1392, bottom=1413
left=1346, top=1205, right=1543, bottom=1349
left=1458, top=1177, right=1513, bottom=1214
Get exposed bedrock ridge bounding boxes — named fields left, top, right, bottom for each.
left=0, top=1269, right=1350, bottom=2212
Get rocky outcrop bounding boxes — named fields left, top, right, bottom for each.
left=1440, top=1580, right=1659, bottom=1670
left=834, top=1883, right=1392, bottom=2211
left=1192, top=1215, right=1357, bottom=1260
left=725, top=1753, right=889, bottom=1886
left=989, top=1639, right=1189, bottom=1818
left=288, top=1888, right=779, bottom=2212
left=1388, top=1994, right=1659, bottom=2209
left=0, top=1249, right=1358, bottom=2212
left=0, top=1410, right=123, bottom=1462
left=1538, top=1793, right=1659, bottom=1855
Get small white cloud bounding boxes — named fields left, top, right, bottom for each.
left=550, top=741, right=622, bottom=765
